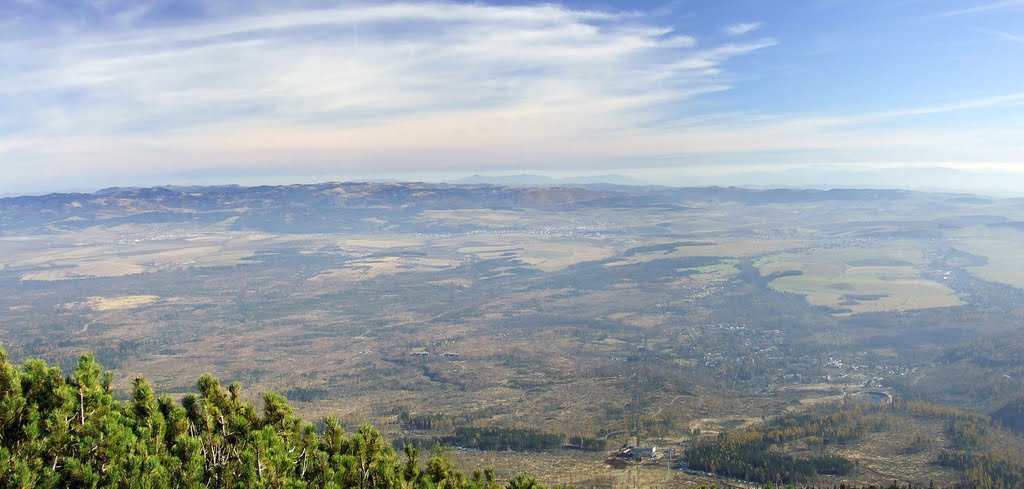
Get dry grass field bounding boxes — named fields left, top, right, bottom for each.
left=310, top=256, right=461, bottom=281
left=953, top=226, right=1024, bottom=289
left=2, top=230, right=321, bottom=281
left=606, top=239, right=805, bottom=268
left=756, top=244, right=964, bottom=314
left=81, top=295, right=161, bottom=311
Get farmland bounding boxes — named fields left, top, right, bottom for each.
left=755, top=244, right=963, bottom=315
left=1, top=182, right=1023, bottom=487
left=952, top=226, right=1024, bottom=290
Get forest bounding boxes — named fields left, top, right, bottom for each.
left=684, top=406, right=875, bottom=484
left=685, top=400, right=1024, bottom=488
left=935, top=450, right=1024, bottom=489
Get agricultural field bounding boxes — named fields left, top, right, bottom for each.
left=952, top=226, right=1024, bottom=290
left=756, top=244, right=964, bottom=315
left=2, top=182, right=1024, bottom=487
left=0, top=229, right=317, bottom=281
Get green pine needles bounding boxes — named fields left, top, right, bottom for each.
left=0, top=347, right=551, bottom=488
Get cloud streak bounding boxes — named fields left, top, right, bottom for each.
left=940, top=0, right=1024, bottom=17
left=723, top=22, right=762, bottom=36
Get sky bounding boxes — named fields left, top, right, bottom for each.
left=1, top=0, right=1023, bottom=195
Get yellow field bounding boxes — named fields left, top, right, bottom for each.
left=953, top=227, right=1024, bottom=290
left=2, top=229, right=326, bottom=281
left=606, top=239, right=804, bottom=267
left=449, top=234, right=616, bottom=272
left=515, top=241, right=615, bottom=271
left=756, top=245, right=963, bottom=315
left=335, top=236, right=431, bottom=249
left=83, top=295, right=161, bottom=311
left=420, top=209, right=529, bottom=223
left=310, top=256, right=459, bottom=281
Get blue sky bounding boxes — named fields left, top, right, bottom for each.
left=1, top=0, right=1023, bottom=194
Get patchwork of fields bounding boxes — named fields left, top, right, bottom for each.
left=2, top=183, right=1024, bottom=487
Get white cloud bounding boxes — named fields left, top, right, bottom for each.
left=0, top=2, right=779, bottom=180
left=723, top=22, right=762, bottom=36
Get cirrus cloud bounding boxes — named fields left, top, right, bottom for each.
left=723, top=21, right=762, bottom=36
left=0, top=2, right=777, bottom=181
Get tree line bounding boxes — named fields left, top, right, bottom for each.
left=688, top=399, right=1024, bottom=488
left=393, top=404, right=607, bottom=453
left=394, top=427, right=608, bottom=453
left=936, top=450, right=1024, bottom=489
left=685, top=402, right=890, bottom=484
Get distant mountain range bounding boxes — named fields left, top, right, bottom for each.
left=0, top=181, right=955, bottom=235
left=447, top=173, right=644, bottom=186
left=444, top=167, right=1024, bottom=197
